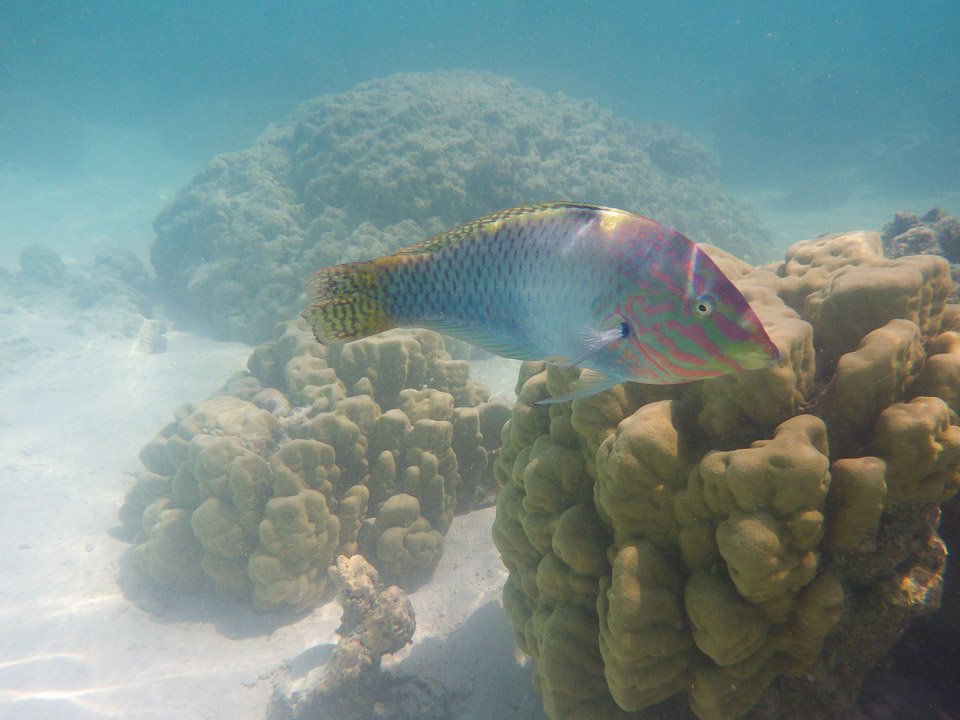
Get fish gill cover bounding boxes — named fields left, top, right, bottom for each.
left=149, top=70, right=770, bottom=344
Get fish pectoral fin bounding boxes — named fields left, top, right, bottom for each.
left=553, top=324, right=627, bottom=371
left=534, top=369, right=622, bottom=405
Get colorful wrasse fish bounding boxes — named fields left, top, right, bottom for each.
left=303, top=202, right=779, bottom=404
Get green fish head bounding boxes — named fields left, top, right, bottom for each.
left=607, top=231, right=779, bottom=384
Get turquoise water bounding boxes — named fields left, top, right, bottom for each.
left=2, top=4, right=960, bottom=720
left=2, top=2, right=957, bottom=268
left=4, top=1, right=958, bottom=197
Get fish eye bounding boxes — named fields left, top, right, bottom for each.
left=693, top=294, right=716, bottom=318
left=619, top=321, right=630, bottom=338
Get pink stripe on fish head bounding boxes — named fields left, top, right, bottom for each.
left=606, top=224, right=779, bottom=383
left=687, top=246, right=780, bottom=365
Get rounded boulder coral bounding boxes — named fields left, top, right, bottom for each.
left=121, top=322, right=509, bottom=610
left=151, top=70, right=770, bottom=343
left=492, top=230, right=959, bottom=720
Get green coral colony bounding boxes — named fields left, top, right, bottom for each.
left=123, top=225, right=960, bottom=720
left=128, top=73, right=960, bottom=720
left=122, top=324, right=510, bottom=611
left=492, top=230, right=959, bottom=720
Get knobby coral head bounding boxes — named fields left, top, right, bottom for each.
left=492, top=227, right=959, bottom=720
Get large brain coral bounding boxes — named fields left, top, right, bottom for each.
left=121, top=322, right=509, bottom=610
left=150, top=70, right=770, bottom=343
left=492, top=230, right=959, bottom=720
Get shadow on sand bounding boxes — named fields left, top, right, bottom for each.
left=265, top=600, right=546, bottom=720
left=113, top=537, right=310, bottom=640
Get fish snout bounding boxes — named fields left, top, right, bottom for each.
left=737, top=337, right=781, bottom=371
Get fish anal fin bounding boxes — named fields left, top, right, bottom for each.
left=425, top=321, right=544, bottom=361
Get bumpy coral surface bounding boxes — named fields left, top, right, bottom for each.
left=121, top=322, right=509, bottom=611
left=492, top=230, right=959, bottom=720
left=150, top=70, right=770, bottom=343
left=883, top=208, right=960, bottom=263
left=882, top=207, right=960, bottom=303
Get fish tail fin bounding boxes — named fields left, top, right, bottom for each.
left=302, top=260, right=393, bottom=343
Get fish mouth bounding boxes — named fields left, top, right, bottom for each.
left=737, top=338, right=781, bottom=371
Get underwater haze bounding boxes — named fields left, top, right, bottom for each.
left=3, top=1, right=959, bottom=236
left=2, top=3, right=960, bottom=720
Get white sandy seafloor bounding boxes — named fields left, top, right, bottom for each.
left=0, top=128, right=543, bottom=719
left=0, top=299, right=537, bottom=720
left=0, top=126, right=956, bottom=720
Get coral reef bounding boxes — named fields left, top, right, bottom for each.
left=16, top=245, right=152, bottom=316
left=491, top=230, right=959, bottom=720
left=150, top=70, right=771, bottom=343
left=121, top=321, right=510, bottom=611
left=882, top=208, right=960, bottom=301
left=0, top=244, right=162, bottom=369
left=882, top=208, right=960, bottom=263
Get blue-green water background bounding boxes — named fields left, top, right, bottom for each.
left=1, top=0, right=959, bottom=263
left=1, top=5, right=959, bottom=718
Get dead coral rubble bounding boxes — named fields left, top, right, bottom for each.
left=274, top=555, right=452, bottom=720
left=492, top=230, right=959, bottom=720
left=326, top=554, right=416, bottom=679
left=121, top=323, right=510, bottom=611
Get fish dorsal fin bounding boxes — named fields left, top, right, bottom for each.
left=535, top=369, right=622, bottom=405
left=394, top=202, right=617, bottom=257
